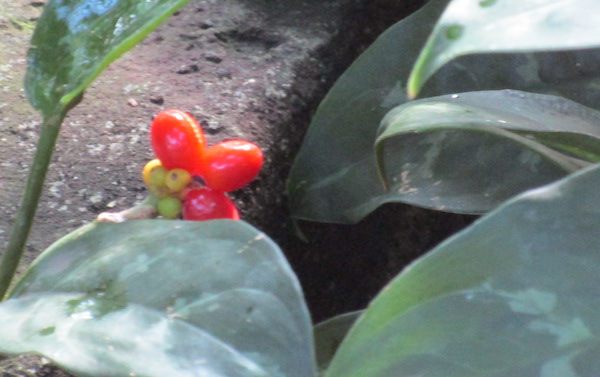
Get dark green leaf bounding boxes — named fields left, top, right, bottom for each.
left=325, top=163, right=600, bottom=377
left=1, top=220, right=316, bottom=377
left=314, top=311, right=362, bottom=374
left=25, top=0, right=191, bottom=117
left=287, top=0, right=600, bottom=224
left=375, top=90, right=600, bottom=214
left=287, top=0, right=450, bottom=223
left=409, top=0, right=600, bottom=97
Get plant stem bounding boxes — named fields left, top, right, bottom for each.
left=0, top=112, right=65, bottom=300
left=96, top=195, right=159, bottom=222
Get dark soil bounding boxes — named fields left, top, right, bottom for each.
left=0, top=0, right=475, bottom=375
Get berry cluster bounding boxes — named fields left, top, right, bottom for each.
left=143, top=109, right=263, bottom=221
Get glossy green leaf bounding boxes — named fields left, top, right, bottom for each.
left=287, top=0, right=449, bottom=224
left=314, top=311, right=362, bottom=374
left=408, top=0, right=600, bottom=97
left=375, top=89, right=600, bottom=214
left=25, top=0, right=191, bottom=117
left=288, top=0, right=600, bottom=224
left=1, top=220, right=316, bottom=377
left=325, top=163, right=600, bottom=377
left=0, top=293, right=271, bottom=377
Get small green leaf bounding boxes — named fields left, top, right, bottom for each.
left=408, top=0, right=600, bottom=97
left=375, top=89, right=600, bottom=214
left=325, top=163, right=600, bottom=377
left=2, top=220, right=316, bottom=377
left=25, top=0, right=191, bottom=117
left=314, top=311, right=363, bottom=374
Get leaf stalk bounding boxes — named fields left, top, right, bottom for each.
left=0, top=111, right=65, bottom=300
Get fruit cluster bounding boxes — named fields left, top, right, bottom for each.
left=142, top=109, right=263, bottom=221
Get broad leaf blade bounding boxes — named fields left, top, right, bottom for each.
left=0, top=293, right=269, bottom=377
left=4, top=220, right=316, bottom=377
left=325, top=163, right=600, bottom=377
left=408, top=0, right=600, bottom=97
left=287, top=0, right=450, bottom=224
left=375, top=90, right=600, bottom=214
left=26, top=0, right=191, bottom=117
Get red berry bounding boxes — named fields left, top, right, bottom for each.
left=150, top=110, right=206, bottom=173
left=183, top=188, right=240, bottom=221
left=199, top=139, right=263, bottom=192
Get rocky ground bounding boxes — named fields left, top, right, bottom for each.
left=0, top=0, right=474, bottom=375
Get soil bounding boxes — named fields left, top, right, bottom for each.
left=0, top=0, right=474, bottom=375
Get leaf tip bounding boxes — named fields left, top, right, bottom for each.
left=374, top=141, right=391, bottom=191
left=406, top=62, right=423, bottom=100
left=406, top=80, right=419, bottom=100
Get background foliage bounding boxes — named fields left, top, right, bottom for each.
left=288, top=0, right=600, bottom=223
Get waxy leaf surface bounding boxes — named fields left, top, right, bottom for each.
left=375, top=90, right=600, bottom=214
left=409, top=0, right=600, bottom=97
left=325, top=163, right=600, bottom=377
left=26, top=0, right=191, bottom=116
left=287, top=0, right=449, bottom=223
left=0, top=220, right=316, bottom=377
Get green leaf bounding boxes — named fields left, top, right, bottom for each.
left=0, top=293, right=272, bottom=377
left=1, top=220, right=316, bottom=377
left=287, top=0, right=600, bottom=224
left=325, top=163, right=600, bottom=377
left=408, top=0, right=600, bottom=97
left=287, top=0, right=450, bottom=224
left=375, top=89, right=600, bottom=214
left=314, top=311, right=363, bottom=374
left=25, top=0, right=191, bottom=117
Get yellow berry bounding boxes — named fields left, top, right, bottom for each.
left=165, top=168, right=192, bottom=192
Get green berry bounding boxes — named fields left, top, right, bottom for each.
left=157, top=197, right=182, bottom=219
left=149, top=166, right=168, bottom=187
left=143, top=159, right=167, bottom=187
